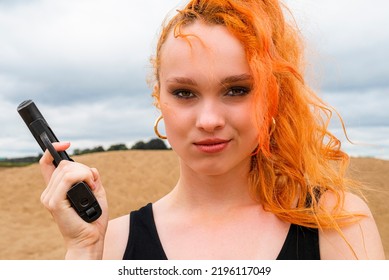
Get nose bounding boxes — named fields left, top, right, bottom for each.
left=195, top=99, right=225, bottom=133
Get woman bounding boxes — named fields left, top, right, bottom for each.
left=40, top=0, right=385, bottom=259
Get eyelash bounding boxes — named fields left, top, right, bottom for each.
left=226, top=87, right=251, bottom=97
left=172, top=89, right=195, bottom=99
left=171, top=87, right=251, bottom=99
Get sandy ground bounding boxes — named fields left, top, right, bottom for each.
left=0, top=150, right=387, bottom=259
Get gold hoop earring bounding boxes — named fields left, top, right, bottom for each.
left=154, top=115, right=167, bottom=140
left=269, top=117, right=276, bottom=135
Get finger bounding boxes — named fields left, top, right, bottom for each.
left=87, top=168, right=108, bottom=222
left=39, top=142, right=71, bottom=183
left=40, top=161, right=72, bottom=209
left=84, top=167, right=107, bottom=211
left=40, top=160, right=105, bottom=223
left=40, top=141, right=71, bottom=165
left=43, top=161, right=98, bottom=205
left=89, top=168, right=100, bottom=190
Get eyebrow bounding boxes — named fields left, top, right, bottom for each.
left=165, top=74, right=253, bottom=86
left=220, top=74, right=253, bottom=85
left=166, top=77, right=198, bottom=86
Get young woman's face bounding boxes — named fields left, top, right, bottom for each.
left=158, top=22, right=261, bottom=176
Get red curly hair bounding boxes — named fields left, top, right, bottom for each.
left=151, top=0, right=363, bottom=230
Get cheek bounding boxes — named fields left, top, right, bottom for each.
left=241, top=116, right=260, bottom=147
left=234, top=99, right=261, bottom=130
left=235, top=101, right=262, bottom=147
left=160, top=100, right=191, bottom=141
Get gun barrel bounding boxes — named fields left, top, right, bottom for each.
left=17, top=99, right=45, bottom=126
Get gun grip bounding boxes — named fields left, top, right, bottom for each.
left=41, top=132, right=102, bottom=222
left=67, top=182, right=102, bottom=223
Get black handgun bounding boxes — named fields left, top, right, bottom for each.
left=17, top=100, right=102, bottom=223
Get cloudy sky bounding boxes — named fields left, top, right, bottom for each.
left=1, top=0, right=388, bottom=159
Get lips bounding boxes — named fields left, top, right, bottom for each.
left=193, top=138, right=231, bottom=153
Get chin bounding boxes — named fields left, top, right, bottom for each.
left=191, top=160, right=248, bottom=177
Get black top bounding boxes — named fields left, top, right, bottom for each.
left=123, top=203, right=320, bottom=260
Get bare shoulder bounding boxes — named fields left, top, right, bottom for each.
left=319, top=191, right=385, bottom=259
left=102, top=215, right=130, bottom=260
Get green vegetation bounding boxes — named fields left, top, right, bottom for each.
left=73, top=145, right=105, bottom=156
left=0, top=161, right=35, bottom=167
left=73, top=138, right=168, bottom=155
left=0, top=155, right=42, bottom=167
left=131, top=138, right=168, bottom=150
left=0, top=138, right=169, bottom=167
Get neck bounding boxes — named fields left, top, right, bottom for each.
left=168, top=158, right=256, bottom=213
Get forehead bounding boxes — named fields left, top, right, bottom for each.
left=159, top=21, right=249, bottom=80
left=162, top=21, right=243, bottom=53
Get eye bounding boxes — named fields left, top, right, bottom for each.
left=226, top=86, right=251, bottom=97
left=172, top=89, right=195, bottom=99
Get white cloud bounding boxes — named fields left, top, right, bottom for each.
left=285, top=0, right=389, bottom=91
left=1, top=0, right=389, bottom=159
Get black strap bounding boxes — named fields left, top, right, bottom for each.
left=123, top=203, right=167, bottom=260
left=277, top=224, right=320, bottom=260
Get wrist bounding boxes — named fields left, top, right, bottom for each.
left=65, top=239, right=104, bottom=260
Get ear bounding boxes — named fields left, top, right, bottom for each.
left=152, top=83, right=161, bottom=109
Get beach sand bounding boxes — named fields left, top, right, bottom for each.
left=0, top=150, right=387, bottom=259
